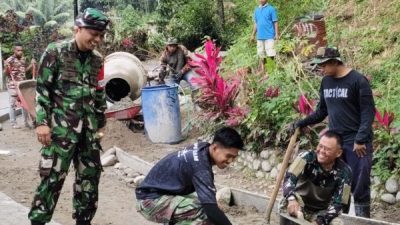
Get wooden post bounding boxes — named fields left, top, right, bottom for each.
left=265, top=128, right=300, bottom=224
left=74, top=0, right=79, bottom=19
left=0, top=43, right=5, bottom=91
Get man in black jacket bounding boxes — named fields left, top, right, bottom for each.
left=135, top=127, right=244, bottom=225
left=292, top=47, right=375, bottom=218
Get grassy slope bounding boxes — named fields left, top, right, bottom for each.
left=224, top=0, right=400, bottom=127
left=326, top=0, right=400, bottom=127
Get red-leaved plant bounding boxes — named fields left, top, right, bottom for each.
left=121, top=38, right=135, bottom=48
left=375, top=108, right=395, bottom=130
left=296, top=94, right=314, bottom=116
left=189, top=40, right=247, bottom=126
left=265, top=86, right=280, bottom=98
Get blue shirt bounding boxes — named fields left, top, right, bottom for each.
left=254, top=4, right=278, bottom=40
left=135, top=142, right=217, bottom=204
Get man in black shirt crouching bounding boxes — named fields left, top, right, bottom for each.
left=135, top=127, right=244, bottom=225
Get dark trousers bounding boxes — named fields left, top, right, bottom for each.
left=342, top=141, right=373, bottom=206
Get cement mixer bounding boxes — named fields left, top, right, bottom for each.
left=103, top=52, right=147, bottom=102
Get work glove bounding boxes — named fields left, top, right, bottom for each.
left=288, top=121, right=301, bottom=135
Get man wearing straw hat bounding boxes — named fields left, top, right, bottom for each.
left=159, top=37, right=198, bottom=90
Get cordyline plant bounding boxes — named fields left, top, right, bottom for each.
left=375, top=108, right=395, bottom=130
left=189, top=40, right=247, bottom=126
left=121, top=38, right=135, bottom=48
left=293, top=94, right=314, bottom=116
left=265, top=86, right=280, bottom=98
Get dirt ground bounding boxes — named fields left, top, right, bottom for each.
left=1, top=51, right=398, bottom=224
left=0, top=117, right=271, bottom=225
left=1, top=116, right=400, bottom=224
left=102, top=119, right=400, bottom=224
left=0, top=119, right=157, bottom=225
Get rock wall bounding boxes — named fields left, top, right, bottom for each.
left=235, top=149, right=400, bottom=206
left=234, top=149, right=282, bottom=181
left=372, top=175, right=400, bottom=205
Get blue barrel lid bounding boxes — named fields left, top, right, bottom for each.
left=142, top=84, right=178, bottom=91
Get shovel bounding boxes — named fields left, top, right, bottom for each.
left=265, top=128, right=300, bottom=224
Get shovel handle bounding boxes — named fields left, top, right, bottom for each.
left=265, top=128, right=300, bottom=223
left=32, top=62, right=36, bottom=80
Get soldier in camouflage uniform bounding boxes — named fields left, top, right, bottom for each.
left=281, top=130, right=352, bottom=225
left=28, top=8, right=110, bottom=225
left=3, top=44, right=36, bottom=129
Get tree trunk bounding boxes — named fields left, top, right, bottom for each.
left=216, top=0, right=225, bottom=29
left=74, top=0, right=78, bottom=19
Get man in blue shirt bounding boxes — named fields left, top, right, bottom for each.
left=135, top=127, right=244, bottom=225
left=251, top=0, right=279, bottom=74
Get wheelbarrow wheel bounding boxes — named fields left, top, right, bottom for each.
left=127, top=115, right=144, bottom=133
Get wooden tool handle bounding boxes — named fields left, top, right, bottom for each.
left=265, top=128, right=300, bottom=224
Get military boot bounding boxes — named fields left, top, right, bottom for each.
left=354, top=204, right=371, bottom=218
left=76, top=220, right=91, bottom=225
left=31, top=220, right=45, bottom=225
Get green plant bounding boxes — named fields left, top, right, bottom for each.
left=112, top=5, right=144, bottom=40
left=221, top=29, right=258, bottom=71
left=166, top=0, right=220, bottom=50
left=372, top=131, right=400, bottom=183
left=4, top=0, right=74, bottom=28
left=147, top=32, right=167, bottom=52
left=155, top=0, right=188, bottom=31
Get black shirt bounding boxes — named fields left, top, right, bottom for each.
left=135, top=142, right=217, bottom=204
left=298, top=70, right=375, bottom=143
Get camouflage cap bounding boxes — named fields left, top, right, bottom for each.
left=165, top=37, right=179, bottom=45
left=75, top=8, right=110, bottom=31
left=311, top=47, right=343, bottom=65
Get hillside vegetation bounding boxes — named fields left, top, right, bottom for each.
left=218, top=0, right=400, bottom=183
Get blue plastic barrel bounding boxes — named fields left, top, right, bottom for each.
left=141, top=84, right=182, bottom=144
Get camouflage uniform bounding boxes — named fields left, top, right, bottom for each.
left=136, top=193, right=212, bottom=225
left=281, top=151, right=352, bottom=225
left=4, top=55, right=29, bottom=125
left=28, top=39, right=107, bottom=223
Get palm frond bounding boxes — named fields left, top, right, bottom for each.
left=27, top=6, right=46, bottom=26
left=44, top=20, right=58, bottom=29
left=53, top=2, right=68, bottom=15
left=36, top=0, right=48, bottom=20
left=51, top=12, right=70, bottom=24
left=15, top=10, right=26, bottom=18
left=0, top=3, right=12, bottom=13
left=15, top=0, right=25, bottom=11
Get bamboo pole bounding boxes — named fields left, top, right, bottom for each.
left=265, top=128, right=300, bottom=224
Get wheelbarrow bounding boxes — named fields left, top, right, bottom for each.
left=13, top=62, right=37, bottom=124
left=105, top=105, right=141, bottom=120
left=17, top=79, right=37, bottom=120
left=105, top=105, right=144, bottom=132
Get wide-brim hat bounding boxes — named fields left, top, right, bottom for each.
left=75, top=8, right=110, bottom=31
left=311, top=47, right=343, bottom=65
left=165, top=37, right=179, bottom=45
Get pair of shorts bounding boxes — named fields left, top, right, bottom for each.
left=257, top=39, right=276, bottom=57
